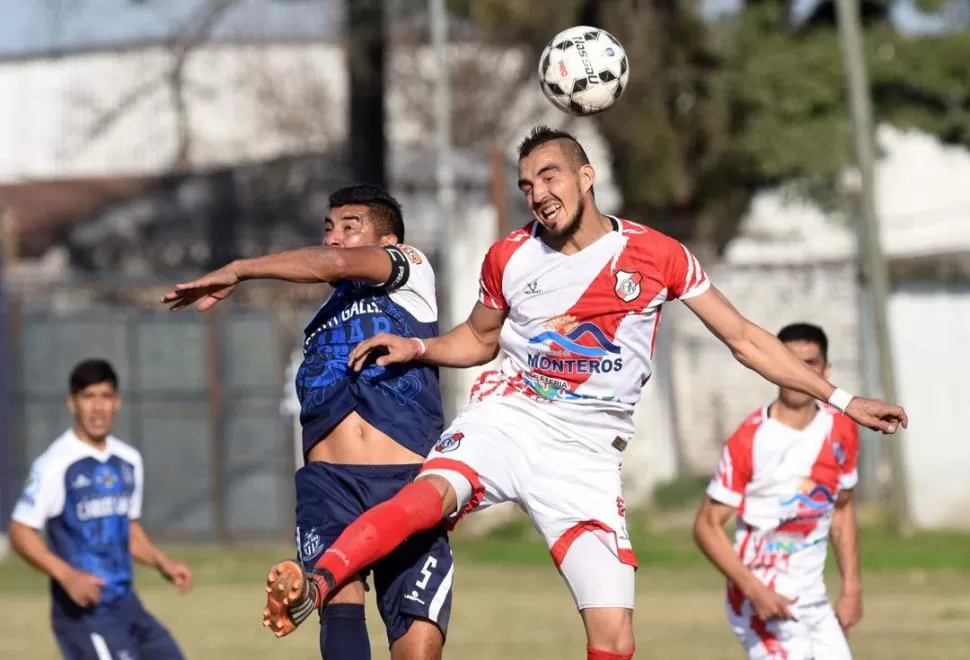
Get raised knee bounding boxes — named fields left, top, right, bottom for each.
left=416, top=473, right=461, bottom=516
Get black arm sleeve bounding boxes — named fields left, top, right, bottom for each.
left=381, top=245, right=411, bottom=291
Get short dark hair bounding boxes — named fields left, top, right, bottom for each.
left=328, top=183, right=405, bottom=242
left=69, top=359, right=119, bottom=394
left=517, top=125, right=591, bottom=167
left=777, top=323, right=829, bottom=362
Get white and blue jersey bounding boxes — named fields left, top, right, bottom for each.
left=12, top=430, right=143, bottom=619
left=297, top=243, right=444, bottom=458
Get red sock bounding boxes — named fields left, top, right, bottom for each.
left=587, top=646, right=634, bottom=660
left=313, top=479, right=444, bottom=588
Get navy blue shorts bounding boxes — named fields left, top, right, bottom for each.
left=295, top=462, right=454, bottom=646
left=52, top=592, right=184, bottom=660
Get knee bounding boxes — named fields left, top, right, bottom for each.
left=415, top=473, right=460, bottom=517
left=325, top=577, right=366, bottom=605
left=390, top=619, right=444, bottom=660
left=584, top=610, right=635, bottom=657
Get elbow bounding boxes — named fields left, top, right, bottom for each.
left=727, top=323, right=759, bottom=370
left=692, top=512, right=711, bottom=550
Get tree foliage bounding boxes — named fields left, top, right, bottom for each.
left=453, top=0, right=970, bottom=252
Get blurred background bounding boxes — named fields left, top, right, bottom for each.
left=0, top=0, right=969, bottom=658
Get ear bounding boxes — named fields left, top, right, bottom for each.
left=66, top=395, right=77, bottom=416
left=823, top=363, right=832, bottom=380
left=113, top=395, right=123, bottom=414
left=379, top=234, right=398, bottom=247
left=579, top=163, right=596, bottom=196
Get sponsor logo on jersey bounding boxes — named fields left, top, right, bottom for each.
left=398, top=244, right=424, bottom=264
left=777, top=478, right=835, bottom=535
left=434, top=432, right=463, bottom=453
left=77, top=495, right=130, bottom=521
left=614, top=270, right=642, bottom=303
left=526, top=320, right=623, bottom=376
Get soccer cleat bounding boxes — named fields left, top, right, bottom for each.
left=261, top=560, right=335, bottom=638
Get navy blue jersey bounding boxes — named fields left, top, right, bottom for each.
left=13, top=431, right=144, bottom=619
left=297, top=244, right=444, bottom=458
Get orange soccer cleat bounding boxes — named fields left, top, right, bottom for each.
left=261, top=559, right=328, bottom=638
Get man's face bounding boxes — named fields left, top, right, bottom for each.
left=779, top=340, right=831, bottom=408
left=517, top=142, right=594, bottom=239
left=324, top=204, right=394, bottom=248
left=68, top=382, right=120, bottom=442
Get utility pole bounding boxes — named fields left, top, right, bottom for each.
left=835, top=0, right=912, bottom=534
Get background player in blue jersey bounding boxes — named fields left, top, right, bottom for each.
left=162, top=184, right=452, bottom=660
left=9, top=358, right=192, bottom=660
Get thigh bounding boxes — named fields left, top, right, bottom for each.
left=559, top=529, right=636, bottom=611
left=526, top=437, right=636, bottom=573
left=53, top=617, right=138, bottom=660
left=807, top=603, right=852, bottom=659
left=373, top=528, right=453, bottom=650
left=420, top=400, right=532, bottom=522
left=130, top=604, right=186, bottom=660
left=293, top=462, right=366, bottom=570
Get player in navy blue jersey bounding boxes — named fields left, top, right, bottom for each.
left=10, top=359, right=192, bottom=660
left=162, top=184, right=452, bottom=660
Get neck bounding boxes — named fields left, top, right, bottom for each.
left=768, top=399, right=818, bottom=431
left=74, top=425, right=108, bottom=450
left=544, top=209, right=612, bottom=255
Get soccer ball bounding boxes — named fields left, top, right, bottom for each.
left=538, top=26, right=630, bottom=116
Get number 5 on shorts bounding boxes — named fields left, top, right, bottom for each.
left=415, top=556, right=438, bottom=590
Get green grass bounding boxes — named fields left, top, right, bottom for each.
left=450, top=516, right=970, bottom=573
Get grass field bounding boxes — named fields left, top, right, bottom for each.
left=3, top=523, right=970, bottom=659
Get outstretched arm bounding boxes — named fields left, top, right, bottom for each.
left=162, top=245, right=406, bottom=312
left=682, top=287, right=907, bottom=433
left=233, top=246, right=398, bottom=285
left=348, top=302, right=506, bottom=371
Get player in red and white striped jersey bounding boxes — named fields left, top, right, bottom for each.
left=694, top=324, right=863, bottom=659
left=283, top=126, right=906, bottom=660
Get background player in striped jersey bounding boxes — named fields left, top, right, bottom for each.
left=162, top=184, right=452, bottom=660
left=694, top=323, right=862, bottom=659
left=260, top=126, right=905, bottom=660
left=9, top=359, right=192, bottom=660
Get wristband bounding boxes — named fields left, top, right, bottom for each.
left=411, top=337, right=426, bottom=358
left=827, top=387, right=854, bottom=413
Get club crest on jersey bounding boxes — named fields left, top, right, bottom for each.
left=614, top=271, right=642, bottom=303
left=832, top=441, right=846, bottom=465
left=435, top=432, right=463, bottom=453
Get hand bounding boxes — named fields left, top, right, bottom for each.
left=159, top=558, right=193, bottom=594
left=347, top=333, right=422, bottom=372
left=749, top=584, right=798, bottom=622
left=835, top=589, right=863, bottom=632
left=161, top=264, right=241, bottom=312
left=58, top=568, right=105, bottom=608
left=844, top=397, right=909, bottom=434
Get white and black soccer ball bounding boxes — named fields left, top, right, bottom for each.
left=538, top=26, right=630, bottom=116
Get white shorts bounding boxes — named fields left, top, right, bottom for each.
left=420, top=392, right=637, bottom=610
left=728, top=598, right=851, bottom=660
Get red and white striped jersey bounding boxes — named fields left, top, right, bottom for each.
left=706, top=404, right=860, bottom=607
left=470, top=217, right=710, bottom=438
